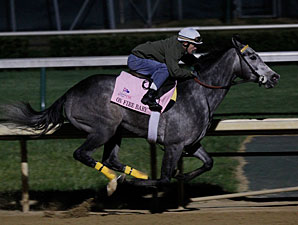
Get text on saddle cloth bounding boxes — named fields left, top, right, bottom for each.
left=111, top=71, right=177, bottom=115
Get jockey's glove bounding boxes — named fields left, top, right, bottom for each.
left=191, top=70, right=198, bottom=78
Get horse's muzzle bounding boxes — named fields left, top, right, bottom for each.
left=264, top=73, right=280, bottom=88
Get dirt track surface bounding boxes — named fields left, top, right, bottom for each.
left=1, top=199, right=298, bottom=225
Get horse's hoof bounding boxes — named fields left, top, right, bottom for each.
left=117, top=174, right=126, bottom=184
left=106, top=178, right=117, bottom=196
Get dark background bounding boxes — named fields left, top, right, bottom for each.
left=1, top=0, right=298, bottom=31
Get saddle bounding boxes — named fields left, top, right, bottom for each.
left=111, top=71, right=177, bottom=115
left=110, top=71, right=177, bottom=143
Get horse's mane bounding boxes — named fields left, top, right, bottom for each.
left=194, top=45, right=233, bottom=73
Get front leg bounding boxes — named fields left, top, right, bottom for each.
left=160, top=143, right=184, bottom=183
left=127, top=143, right=184, bottom=186
left=175, top=145, right=213, bottom=182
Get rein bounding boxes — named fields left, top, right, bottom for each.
left=194, top=41, right=261, bottom=89
left=194, top=77, right=230, bottom=89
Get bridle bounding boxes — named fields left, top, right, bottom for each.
left=194, top=39, right=267, bottom=89
left=232, top=39, right=268, bottom=87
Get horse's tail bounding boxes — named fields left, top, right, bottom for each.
left=0, top=95, right=66, bottom=134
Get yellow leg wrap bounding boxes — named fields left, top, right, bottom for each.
left=95, top=162, right=116, bottom=181
left=124, top=166, right=149, bottom=179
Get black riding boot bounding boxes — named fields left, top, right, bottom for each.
left=141, top=89, right=162, bottom=112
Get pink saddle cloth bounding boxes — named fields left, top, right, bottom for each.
left=111, top=71, right=176, bottom=115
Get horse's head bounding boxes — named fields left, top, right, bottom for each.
left=232, top=37, right=280, bottom=88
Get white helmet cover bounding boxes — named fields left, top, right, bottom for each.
left=178, top=27, right=203, bottom=45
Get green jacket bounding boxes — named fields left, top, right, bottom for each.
left=131, top=36, right=198, bottom=78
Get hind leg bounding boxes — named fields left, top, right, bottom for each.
left=73, top=133, right=117, bottom=181
left=102, top=132, right=149, bottom=180
left=73, top=132, right=122, bottom=195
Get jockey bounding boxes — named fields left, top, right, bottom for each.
left=127, top=27, right=203, bottom=111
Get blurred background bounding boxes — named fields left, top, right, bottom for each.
left=1, top=0, right=298, bottom=31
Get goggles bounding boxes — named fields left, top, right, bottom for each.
left=178, top=35, right=203, bottom=45
left=194, top=36, right=203, bottom=44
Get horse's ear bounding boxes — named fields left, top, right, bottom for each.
left=232, top=34, right=241, bottom=41
left=232, top=34, right=242, bottom=48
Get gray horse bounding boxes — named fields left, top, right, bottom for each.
left=0, top=37, right=280, bottom=193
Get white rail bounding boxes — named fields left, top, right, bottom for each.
left=1, top=118, right=298, bottom=136
left=0, top=56, right=127, bottom=68
left=0, top=51, right=297, bottom=69
left=1, top=24, right=298, bottom=37
left=214, top=118, right=298, bottom=131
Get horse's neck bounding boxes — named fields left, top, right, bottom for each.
left=200, top=49, right=238, bottom=88
left=191, top=48, right=239, bottom=112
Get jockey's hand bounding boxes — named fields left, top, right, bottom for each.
left=191, top=70, right=198, bottom=78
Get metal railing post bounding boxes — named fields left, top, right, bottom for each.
left=9, top=0, right=17, bottom=31
left=53, top=0, right=62, bottom=30
left=106, top=0, right=116, bottom=29
left=177, top=0, right=183, bottom=20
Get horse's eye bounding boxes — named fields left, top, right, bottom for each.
left=250, top=55, right=257, bottom=60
